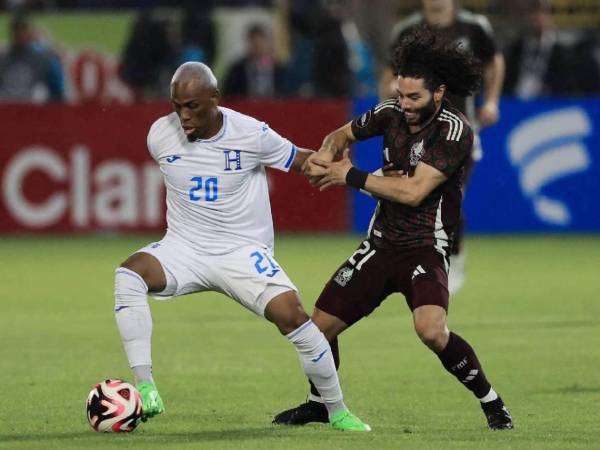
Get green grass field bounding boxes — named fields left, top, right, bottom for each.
left=1, top=234, right=599, bottom=449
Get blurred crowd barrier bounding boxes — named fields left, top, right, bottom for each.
left=1, top=97, right=598, bottom=234
left=0, top=100, right=349, bottom=233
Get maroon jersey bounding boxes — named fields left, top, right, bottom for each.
left=351, top=98, right=473, bottom=259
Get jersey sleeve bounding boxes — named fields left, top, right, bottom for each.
left=146, top=119, right=161, bottom=162
left=258, top=123, right=297, bottom=172
left=351, top=100, right=399, bottom=140
left=420, top=120, right=473, bottom=178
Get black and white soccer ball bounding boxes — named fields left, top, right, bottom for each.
left=86, top=379, right=143, bottom=432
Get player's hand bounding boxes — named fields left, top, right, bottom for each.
left=138, top=382, right=165, bottom=422
left=302, top=152, right=330, bottom=185
left=477, top=101, right=499, bottom=128
left=313, top=149, right=353, bottom=191
left=301, top=147, right=336, bottom=174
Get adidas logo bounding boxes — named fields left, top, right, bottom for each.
left=411, top=265, right=426, bottom=280
left=462, top=369, right=479, bottom=383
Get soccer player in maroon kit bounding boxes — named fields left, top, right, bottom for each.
left=273, top=26, right=513, bottom=430
left=381, top=0, right=505, bottom=294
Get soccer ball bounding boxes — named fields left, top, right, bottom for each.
left=86, top=379, right=143, bottom=432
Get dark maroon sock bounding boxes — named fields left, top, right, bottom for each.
left=310, top=337, right=339, bottom=397
left=436, top=332, right=491, bottom=399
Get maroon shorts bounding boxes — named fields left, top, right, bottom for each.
left=315, top=239, right=449, bottom=326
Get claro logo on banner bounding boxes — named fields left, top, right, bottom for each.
left=2, top=145, right=164, bottom=230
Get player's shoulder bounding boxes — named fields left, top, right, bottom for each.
left=220, top=106, right=277, bottom=152
left=373, top=98, right=402, bottom=116
left=355, top=98, right=402, bottom=129
left=436, top=102, right=472, bottom=142
left=148, top=112, right=179, bottom=139
left=390, top=12, right=423, bottom=44
left=220, top=106, right=264, bottom=133
left=147, top=112, right=184, bottom=156
left=456, top=8, right=494, bottom=36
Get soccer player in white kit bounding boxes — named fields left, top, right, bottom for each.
left=113, top=62, right=370, bottom=431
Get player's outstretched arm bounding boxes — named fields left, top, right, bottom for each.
left=478, top=52, right=505, bottom=127
left=313, top=151, right=446, bottom=207
left=362, top=162, right=447, bottom=206
left=318, top=122, right=357, bottom=161
left=289, top=147, right=314, bottom=173
left=302, top=122, right=357, bottom=183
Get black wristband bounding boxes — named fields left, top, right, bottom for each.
left=345, top=167, right=369, bottom=190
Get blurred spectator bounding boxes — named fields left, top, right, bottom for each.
left=0, top=12, right=65, bottom=102
left=340, top=14, right=377, bottom=96
left=284, top=0, right=353, bottom=97
left=119, top=10, right=176, bottom=101
left=383, top=0, right=504, bottom=129
left=312, top=1, right=353, bottom=97
left=503, top=0, right=575, bottom=98
left=569, top=32, right=600, bottom=95
left=180, top=1, right=217, bottom=66
left=223, top=23, right=286, bottom=98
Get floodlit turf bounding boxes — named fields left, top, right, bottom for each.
left=1, top=234, right=599, bottom=449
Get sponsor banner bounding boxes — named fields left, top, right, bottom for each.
left=0, top=100, right=349, bottom=233
left=351, top=97, right=600, bottom=232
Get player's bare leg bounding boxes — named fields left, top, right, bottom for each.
left=114, top=252, right=166, bottom=421
left=272, top=307, right=350, bottom=426
left=266, top=297, right=368, bottom=431
left=412, top=303, right=513, bottom=430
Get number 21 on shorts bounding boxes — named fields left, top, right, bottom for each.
left=348, top=240, right=376, bottom=270
left=250, top=251, right=280, bottom=278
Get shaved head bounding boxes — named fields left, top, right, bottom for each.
left=171, top=62, right=218, bottom=90
left=170, top=62, right=222, bottom=141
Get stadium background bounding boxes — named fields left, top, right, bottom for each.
left=0, top=1, right=599, bottom=449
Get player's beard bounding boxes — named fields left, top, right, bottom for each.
left=406, top=96, right=437, bottom=126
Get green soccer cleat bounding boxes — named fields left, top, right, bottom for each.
left=329, top=410, right=371, bottom=432
left=137, top=382, right=165, bottom=421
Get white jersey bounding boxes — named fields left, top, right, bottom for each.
left=147, top=107, right=297, bottom=255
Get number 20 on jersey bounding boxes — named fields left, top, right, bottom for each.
left=189, top=176, right=218, bottom=202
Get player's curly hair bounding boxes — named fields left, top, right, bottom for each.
left=392, top=25, right=482, bottom=96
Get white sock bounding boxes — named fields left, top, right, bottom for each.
left=286, top=320, right=347, bottom=416
left=132, top=365, right=154, bottom=385
left=114, top=268, right=153, bottom=380
left=309, top=393, right=324, bottom=403
left=479, top=387, right=498, bottom=403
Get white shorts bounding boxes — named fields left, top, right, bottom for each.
left=134, top=235, right=298, bottom=316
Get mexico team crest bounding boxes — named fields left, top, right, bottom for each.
left=356, top=110, right=372, bottom=128
left=334, top=266, right=354, bottom=287
left=409, top=139, right=425, bottom=166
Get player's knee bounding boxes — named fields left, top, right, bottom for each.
left=265, top=291, right=311, bottom=334
left=414, top=321, right=448, bottom=351
left=277, top=308, right=310, bottom=335
left=312, top=308, right=346, bottom=342
left=119, top=253, right=166, bottom=292
left=114, top=267, right=149, bottom=308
